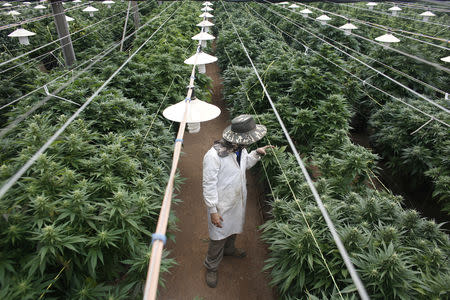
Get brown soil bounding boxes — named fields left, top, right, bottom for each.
left=158, top=60, right=276, bottom=299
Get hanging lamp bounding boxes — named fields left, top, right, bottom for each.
left=339, top=22, right=357, bottom=35
left=199, top=12, right=214, bottom=19
left=300, top=8, right=312, bottom=18
left=184, top=51, right=217, bottom=74
left=441, top=56, right=450, bottom=63
left=289, top=3, right=299, bottom=11
left=420, top=11, right=436, bottom=22
left=73, top=0, right=82, bottom=3
left=7, top=10, right=21, bottom=19
left=8, top=28, right=36, bottom=45
left=201, top=6, right=213, bottom=12
left=197, top=20, right=214, bottom=33
left=66, top=15, right=75, bottom=22
left=388, top=6, right=402, bottom=16
left=278, top=2, right=289, bottom=8
left=192, top=31, right=215, bottom=48
left=162, top=93, right=221, bottom=134
left=102, top=0, right=114, bottom=9
left=203, top=1, right=213, bottom=6
left=23, top=2, right=31, bottom=6
left=375, top=33, right=400, bottom=48
left=34, top=4, right=46, bottom=13
left=2, top=2, right=12, bottom=8
left=366, top=2, right=377, bottom=10
left=316, top=14, right=331, bottom=25
left=83, top=6, right=99, bottom=17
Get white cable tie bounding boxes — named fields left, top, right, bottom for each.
left=410, top=117, right=434, bottom=135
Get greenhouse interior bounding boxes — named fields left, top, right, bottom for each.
left=0, top=0, right=449, bottom=299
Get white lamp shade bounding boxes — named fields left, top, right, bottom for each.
left=24, top=2, right=31, bottom=6
left=192, top=31, right=215, bottom=41
left=66, top=15, right=75, bottom=22
left=2, top=3, right=12, bottom=7
left=375, top=33, right=400, bottom=43
left=339, top=23, right=357, bottom=35
left=8, top=28, right=36, bottom=38
left=192, top=32, right=215, bottom=47
left=197, top=20, right=214, bottom=27
left=34, top=4, right=46, bottom=9
left=203, top=1, right=213, bottom=6
left=201, top=6, right=213, bottom=12
left=7, top=10, right=21, bottom=16
left=184, top=52, right=217, bottom=65
left=300, top=8, right=312, bottom=17
left=73, top=0, right=82, bottom=2
left=340, top=23, right=357, bottom=30
left=199, top=12, right=214, bottom=18
left=316, top=15, right=331, bottom=21
left=389, top=6, right=402, bottom=11
left=289, top=4, right=299, bottom=9
left=163, top=98, right=221, bottom=123
left=83, top=6, right=98, bottom=17
left=316, top=14, right=331, bottom=25
left=441, top=56, right=450, bottom=63
left=420, top=11, right=436, bottom=17
left=8, top=28, right=36, bottom=45
left=102, top=0, right=114, bottom=8
left=366, top=2, right=377, bottom=6
left=83, top=6, right=99, bottom=12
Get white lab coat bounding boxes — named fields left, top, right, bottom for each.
left=203, top=146, right=261, bottom=240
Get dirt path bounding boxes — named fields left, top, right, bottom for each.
left=158, top=60, right=276, bottom=299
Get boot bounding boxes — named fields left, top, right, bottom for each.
left=206, top=269, right=218, bottom=288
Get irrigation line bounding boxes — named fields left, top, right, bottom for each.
left=0, top=2, right=176, bottom=140
left=260, top=3, right=450, bottom=114
left=221, top=2, right=370, bottom=300
left=293, top=2, right=450, bottom=51
left=0, top=1, right=179, bottom=201
left=0, top=4, right=131, bottom=68
left=248, top=5, right=450, bottom=128
left=267, top=1, right=450, bottom=74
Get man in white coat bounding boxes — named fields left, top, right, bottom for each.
left=202, top=115, right=272, bottom=288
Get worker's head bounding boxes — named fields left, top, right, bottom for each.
left=222, top=115, right=267, bottom=146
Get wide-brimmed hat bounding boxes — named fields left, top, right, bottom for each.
left=223, top=115, right=267, bottom=145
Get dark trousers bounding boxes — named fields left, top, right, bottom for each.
left=204, top=234, right=237, bottom=271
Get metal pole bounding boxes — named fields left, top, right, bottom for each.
left=50, top=0, right=76, bottom=67
left=132, top=1, right=140, bottom=30
left=120, top=1, right=132, bottom=51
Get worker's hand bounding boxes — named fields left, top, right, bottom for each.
left=256, top=145, right=275, bottom=156
left=210, top=213, right=223, bottom=228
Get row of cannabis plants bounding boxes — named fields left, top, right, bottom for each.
left=213, top=3, right=449, bottom=299
left=0, top=2, right=209, bottom=299
left=308, top=1, right=450, bottom=216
